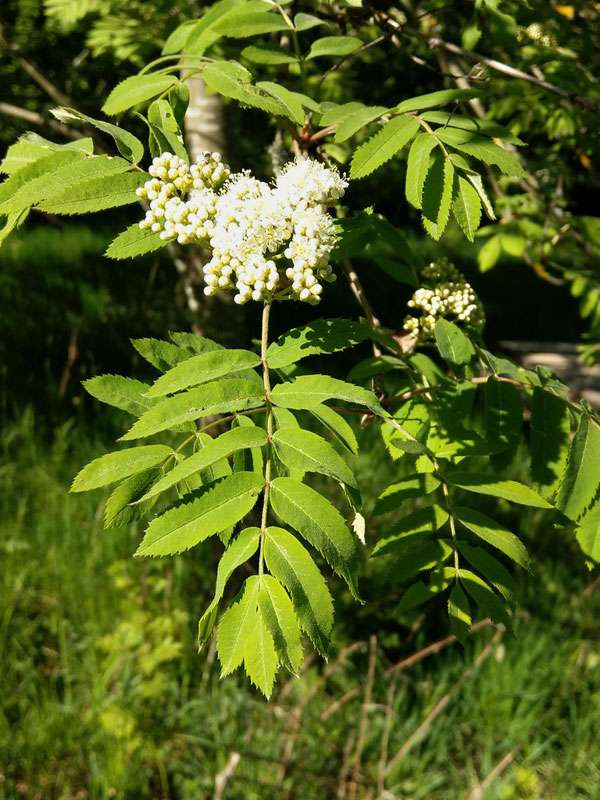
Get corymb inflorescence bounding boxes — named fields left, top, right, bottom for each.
left=137, top=152, right=347, bottom=305
left=403, top=258, right=485, bottom=340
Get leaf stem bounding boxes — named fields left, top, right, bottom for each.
left=258, top=302, right=274, bottom=579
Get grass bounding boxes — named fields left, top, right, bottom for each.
left=0, top=411, right=599, bottom=800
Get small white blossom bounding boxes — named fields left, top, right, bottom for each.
left=404, top=258, right=485, bottom=340
left=136, top=153, right=347, bottom=305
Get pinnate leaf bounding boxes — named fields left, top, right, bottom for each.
left=405, top=132, right=438, bottom=209
left=71, top=444, right=172, bottom=492
left=267, top=318, right=370, bottom=368
left=136, top=472, right=263, bottom=556
left=270, top=477, right=361, bottom=598
left=121, top=379, right=264, bottom=440
left=350, top=115, right=420, bottom=180
left=147, top=349, right=260, bottom=397
left=264, top=527, right=334, bottom=656
left=273, top=427, right=357, bottom=487
left=258, top=574, right=303, bottom=672
left=106, top=223, right=166, bottom=260
left=271, top=374, right=384, bottom=415
left=555, top=415, right=600, bottom=521
left=455, top=506, right=530, bottom=569
left=103, top=74, right=179, bottom=116
left=138, top=426, right=267, bottom=503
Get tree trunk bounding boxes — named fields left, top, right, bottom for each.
left=184, top=75, right=227, bottom=158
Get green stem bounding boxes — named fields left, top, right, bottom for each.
left=258, top=302, right=274, bottom=579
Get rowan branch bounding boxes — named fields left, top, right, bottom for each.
left=0, top=101, right=84, bottom=140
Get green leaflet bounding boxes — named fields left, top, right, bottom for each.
left=266, top=318, right=370, bottom=368
left=106, top=223, right=166, bottom=260
left=452, top=176, right=482, bottom=241
left=334, top=106, right=388, bottom=144
left=120, top=379, right=264, bottom=440
left=422, top=152, right=455, bottom=240
left=397, top=580, right=444, bottom=612
left=242, top=45, right=298, bottom=65
left=137, top=426, right=268, bottom=503
left=184, top=0, right=260, bottom=55
left=147, top=349, right=260, bottom=397
left=271, top=374, right=384, bottom=416
left=319, top=101, right=365, bottom=127
left=51, top=107, right=145, bottom=163
left=555, top=415, right=600, bottom=521
left=307, top=36, right=362, bottom=59
left=83, top=375, right=154, bottom=416
left=483, top=377, right=523, bottom=452
left=405, top=132, right=438, bottom=210
left=270, top=477, right=361, bottom=598
left=36, top=171, right=147, bottom=215
left=217, top=575, right=261, bottom=675
left=135, top=471, right=263, bottom=556
left=132, top=338, right=192, bottom=371
left=436, top=128, right=526, bottom=177
left=272, top=427, right=357, bottom=488
left=0, top=149, right=85, bottom=208
left=0, top=135, right=92, bottom=175
left=103, top=469, right=159, bottom=529
left=264, top=527, right=334, bottom=656
left=198, top=526, right=261, bottom=642
left=309, top=404, right=358, bottom=454
left=455, top=506, right=530, bottom=569
left=459, top=569, right=511, bottom=627
left=576, top=514, right=600, bottom=563
left=445, top=471, right=552, bottom=508
left=350, top=115, right=420, bottom=180
left=103, top=74, right=179, bottom=116
left=201, top=61, right=284, bottom=117
left=348, top=355, right=405, bottom=382
left=232, top=415, right=265, bottom=476
left=395, top=88, right=478, bottom=114
left=258, top=574, right=303, bottom=673
left=373, top=474, right=440, bottom=516
left=147, top=98, right=188, bottom=162
left=448, top=583, right=471, bottom=644
left=169, top=331, right=223, bottom=354
left=372, top=506, right=449, bottom=557
left=71, top=444, right=173, bottom=492
left=212, top=10, right=288, bottom=38
left=0, top=208, right=29, bottom=246
left=458, top=542, right=514, bottom=601
left=294, top=12, right=328, bottom=31
left=421, top=111, right=524, bottom=145
left=257, top=83, right=318, bottom=124
left=0, top=154, right=131, bottom=214
left=434, top=319, right=474, bottom=366
left=244, top=603, right=278, bottom=698
left=377, top=537, right=452, bottom=583
left=530, top=388, right=571, bottom=497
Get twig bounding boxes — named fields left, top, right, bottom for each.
left=337, top=732, right=356, bottom=800
left=322, top=620, right=493, bottom=721
left=426, top=37, right=599, bottom=113
left=342, top=259, right=382, bottom=358
left=386, top=618, right=493, bottom=676
left=384, top=629, right=502, bottom=777
left=582, top=573, right=600, bottom=599
left=377, top=673, right=398, bottom=795
left=276, top=641, right=367, bottom=790
left=214, top=751, right=241, bottom=800
left=0, top=101, right=83, bottom=140
left=467, top=746, right=520, bottom=800
left=349, top=635, right=378, bottom=800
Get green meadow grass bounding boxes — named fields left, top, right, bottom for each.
left=0, top=412, right=598, bottom=799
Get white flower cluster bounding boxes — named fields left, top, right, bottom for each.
left=136, top=152, right=347, bottom=305
left=404, top=259, right=485, bottom=339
